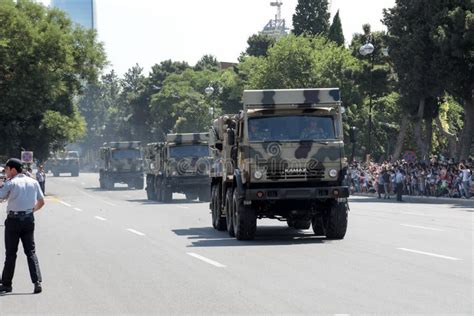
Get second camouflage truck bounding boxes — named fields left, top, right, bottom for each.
left=99, top=141, right=144, bottom=190
left=209, top=88, right=349, bottom=240
left=145, top=133, right=212, bottom=202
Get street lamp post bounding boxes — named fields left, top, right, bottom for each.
left=359, top=42, right=375, bottom=160
left=205, top=85, right=215, bottom=119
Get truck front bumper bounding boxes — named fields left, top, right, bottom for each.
left=246, top=186, right=349, bottom=200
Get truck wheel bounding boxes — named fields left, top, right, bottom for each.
left=106, top=180, right=114, bottom=190
left=135, top=179, right=144, bottom=190
left=286, top=218, right=295, bottom=228
left=53, top=172, right=59, bottom=177
left=186, top=193, right=198, bottom=201
left=162, top=185, right=172, bottom=203
left=199, top=189, right=211, bottom=203
left=311, top=216, right=327, bottom=236
left=99, top=179, right=105, bottom=190
left=325, top=201, right=348, bottom=239
left=146, top=184, right=156, bottom=200
left=211, top=184, right=226, bottom=231
left=71, top=171, right=79, bottom=177
left=293, top=219, right=311, bottom=230
left=232, top=190, right=256, bottom=240
left=225, top=188, right=235, bottom=237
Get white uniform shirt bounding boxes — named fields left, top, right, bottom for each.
left=0, top=174, right=44, bottom=213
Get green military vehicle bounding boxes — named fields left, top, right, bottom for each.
left=99, top=141, right=144, bottom=190
left=46, top=151, right=80, bottom=177
left=145, top=133, right=211, bottom=202
left=209, top=88, right=349, bottom=240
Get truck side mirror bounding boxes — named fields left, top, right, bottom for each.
left=227, top=128, right=235, bottom=146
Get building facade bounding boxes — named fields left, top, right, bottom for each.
left=51, top=0, right=96, bottom=30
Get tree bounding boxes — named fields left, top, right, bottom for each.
left=328, top=10, right=344, bottom=46
left=194, top=54, right=220, bottom=71
left=0, top=0, right=106, bottom=161
left=432, top=0, right=473, bottom=160
left=292, top=0, right=330, bottom=36
left=383, top=0, right=446, bottom=160
left=246, top=33, right=276, bottom=57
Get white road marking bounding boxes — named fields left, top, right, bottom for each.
left=187, top=252, right=226, bottom=268
left=176, top=205, right=190, bottom=209
left=400, top=224, right=445, bottom=232
left=94, top=216, right=107, bottom=221
left=80, top=191, right=117, bottom=207
left=398, top=211, right=429, bottom=217
left=59, top=201, right=72, bottom=207
left=397, top=248, right=461, bottom=261
left=73, top=208, right=83, bottom=212
left=126, top=228, right=145, bottom=236
left=81, top=182, right=86, bottom=186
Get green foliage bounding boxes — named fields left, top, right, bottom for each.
left=246, top=33, right=276, bottom=57
left=194, top=54, right=219, bottom=71
left=0, top=0, right=106, bottom=160
left=41, top=109, right=87, bottom=148
left=292, top=0, right=330, bottom=36
left=328, top=10, right=344, bottom=46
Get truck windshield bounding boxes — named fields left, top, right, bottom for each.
left=248, top=115, right=335, bottom=142
left=112, top=149, right=141, bottom=159
left=169, top=145, right=209, bottom=158
left=67, top=152, right=79, bottom=158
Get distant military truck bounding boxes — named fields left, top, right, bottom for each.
left=145, top=133, right=211, bottom=202
left=209, top=88, right=349, bottom=240
left=47, top=151, right=80, bottom=177
left=99, top=141, right=144, bottom=190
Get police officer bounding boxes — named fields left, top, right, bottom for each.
left=0, top=158, right=45, bottom=294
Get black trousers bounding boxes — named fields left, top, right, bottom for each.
left=39, top=181, right=45, bottom=194
left=396, top=183, right=403, bottom=201
left=2, top=214, right=42, bottom=286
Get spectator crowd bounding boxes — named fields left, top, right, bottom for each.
left=348, top=156, right=473, bottom=200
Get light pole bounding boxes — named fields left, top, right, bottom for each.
left=359, top=41, right=375, bottom=159
left=205, top=85, right=215, bottom=119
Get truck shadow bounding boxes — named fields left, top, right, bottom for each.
left=172, top=226, right=328, bottom=247
left=125, top=198, right=209, bottom=205
left=85, top=187, right=138, bottom=192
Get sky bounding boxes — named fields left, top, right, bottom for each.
left=38, top=0, right=396, bottom=76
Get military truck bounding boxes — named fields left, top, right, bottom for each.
left=209, top=88, right=349, bottom=240
left=47, top=151, right=80, bottom=177
left=145, top=133, right=211, bottom=202
left=99, top=141, right=144, bottom=190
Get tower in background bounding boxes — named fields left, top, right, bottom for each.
left=260, top=1, right=289, bottom=39
left=51, top=0, right=96, bottom=30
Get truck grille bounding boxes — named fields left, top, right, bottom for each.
left=260, top=159, right=325, bottom=180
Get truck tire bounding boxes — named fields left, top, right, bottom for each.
left=71, top=170, right=79, bottom=177
left=286, top=218, right=295, bottom=228
left=53, top=172, right=59, bottom=177
left=325, top=201, right=348, bottom=239
left=135, top=179, right=144, bottom=190
left=211, top=184, right=226, bottom=231
left=293, top=219, right=311, bottom=230
left=162, top=184, right=172, bottom=203
left=311, top=216, right=327, bottom=236
left=199, top=189, right=211, bottom=203
left=232, top=190, right=256, bottom=240
left=106, top=179, right=114, bottom=190
left=225, top=188, right=235, bottom=237
left=186, top=193, right=198, bottom=201
left=99, top=179, right=105, bottom=190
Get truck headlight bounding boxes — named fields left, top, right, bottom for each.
left=254, top=170, right=264, bottom=180
left=172, top=171, right=178, bottom=176
left=113, top=168, right=118, bottom=172
left=329, top=169, right=338, bottom=178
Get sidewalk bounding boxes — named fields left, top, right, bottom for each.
left=351, top=193, right=474, bottom=207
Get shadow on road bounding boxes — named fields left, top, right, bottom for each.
left=84, top=187, right=138, bottom=192
left=172, top=226, right=327, bottom=247
left=0, top=292, right=34, bottom=297
left=350, top=196, right=474, bottom=211
left=125, top=198, right=208, bottom=205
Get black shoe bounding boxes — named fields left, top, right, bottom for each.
left=33, top=282, right=42, bottom=294
left=0, top=284, right=12, bottom=293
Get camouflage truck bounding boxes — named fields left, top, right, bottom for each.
left=145, top=133, right=211, bottom=202
left=99, top=141, right=144, bottom=190
left=46, top=151, right=80, bottom=177
left=209, top=88, right=349, bottom=240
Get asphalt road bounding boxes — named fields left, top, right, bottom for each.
left=0, top=173, right=473, bottom=315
